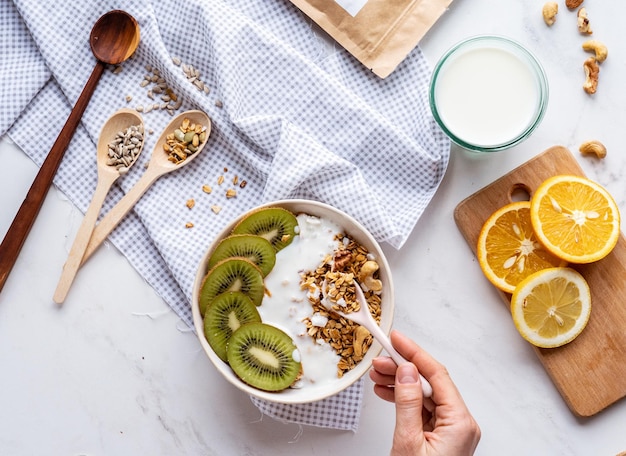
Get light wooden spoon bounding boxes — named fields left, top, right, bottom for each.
left=322, top=279, right=433, bottom=397
left=53, top=108, right=144, bottom=304
left=80, top=109, right=211, bottom=265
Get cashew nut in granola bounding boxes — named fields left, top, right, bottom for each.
left=359, top=260, right=382, bottom=292
left=579, top=140, right=607, bottom=158
left=542, top=2, right=558, bottom=26
left=583, top=57, right=599, bottom=94
left=582, top=40, right=608, bottom=63
left=577, top=8, right=592, bottom=34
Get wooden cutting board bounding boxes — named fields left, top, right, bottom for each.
left=454, top=145, right=626, bottom=417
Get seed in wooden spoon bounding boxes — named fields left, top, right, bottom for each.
left=106, top=124, right=144, bottom=174
left=162, top=117, right=208, bottom=164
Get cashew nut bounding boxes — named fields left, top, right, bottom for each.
left=579, top=140, right=607, bottom=159
left=583, top=57, right=599, bottom=94
left=582, top=39, right=608, bottom=63
left=352, top=325, right=370, bottom=358
left=565, top=0, right=583, bottom=9
left=577, top=8, right=592, bottom=34
left=542, top=2, right=558, bottom=26
left=359, top=260, right=382, bottom=292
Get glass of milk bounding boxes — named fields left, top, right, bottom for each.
left=429, top=35, right=549, bottom=152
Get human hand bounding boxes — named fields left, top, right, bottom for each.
left=369, top=330, right=480, bottom=456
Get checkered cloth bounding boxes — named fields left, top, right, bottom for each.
left=1, top=0, right=449, bottom=432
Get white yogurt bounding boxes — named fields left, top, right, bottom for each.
left=257, top=213, right=343, bottom=387
left=434, top=45, right=540, bottom=147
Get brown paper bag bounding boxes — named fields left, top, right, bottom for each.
left=289, top=0, right=454, bottom=78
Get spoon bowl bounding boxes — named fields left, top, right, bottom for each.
left=0, top=10, right=140, bottom=292
left=322, top=279, right=433, bottom=397
left=90, top=10, right=140, bottom=64
left=81, top=110, right=212, bottom=264
left=53, top=108, right=144, bottom=304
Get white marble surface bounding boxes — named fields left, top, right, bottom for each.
left=2, top=0, right=626, bottom=454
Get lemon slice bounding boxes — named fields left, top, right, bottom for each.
left=477, top=201, right=567, bottom=293
left=511, top=267, right=591, bottom=348
left=530, top=175, right=620, bottom=263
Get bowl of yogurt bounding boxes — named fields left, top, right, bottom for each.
left=429, top=35, right=549, bottom=152
left=191, top=199, right=394, bottom=404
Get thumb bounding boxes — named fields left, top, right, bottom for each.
left=393, top=363, right=425, bottom=449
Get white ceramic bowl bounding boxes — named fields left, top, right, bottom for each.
left=192, top=199, right=394, bottom=404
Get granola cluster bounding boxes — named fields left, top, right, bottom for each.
left=300, top=235, right=382, bottom=377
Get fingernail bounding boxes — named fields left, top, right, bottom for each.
left=397, top=363, right=418, bottom=384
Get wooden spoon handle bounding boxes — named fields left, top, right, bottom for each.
left=53, top=173, right=119, bottom=304
left=0, top=61, right=105, bottom=293
left=81, top=166, right=164, bottom=264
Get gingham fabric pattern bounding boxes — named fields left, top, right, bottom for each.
left=2, top=0, right=449, bottom=432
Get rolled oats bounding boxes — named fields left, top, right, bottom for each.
left=301, top=235, right=381, bottom=378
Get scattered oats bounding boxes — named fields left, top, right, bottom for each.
left=135, top=105, right=144, bottom=112
left=239, top=180, right=247, bottom=189
left=233, top=175, right=239, bottom=185
left=211, top=205, right=222, bottom=214
left=186, top=199, right=195, bottom=209
left=140, top=80, right=149, bottom=87
left=217, top=175, right=225, bottom=185
left=113, top=65, right=123, bottom=74
left=203, top=85, right=210, bottom=94
left=145, top=64, right=152, bottom=72
left=144, top=104, right=153, bottom=114
left=215, top=100, right=223, bottom=108
left=202, top=184, right=212, bottom=194
left=148, top=129, right=154, bottom=135
left=226, top=188, right=237, bottom=198
left=125, top=95, right=133, bottom=103
left=146, top=90, right=154, bottom=100
left=172, top=56, right=182, bottom=66
left=185, top=222, right=194, bottom=228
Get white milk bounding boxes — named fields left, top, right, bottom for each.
left=258, top=214, right=342, bottom=387
left=434, top=46, right=539, bottom=147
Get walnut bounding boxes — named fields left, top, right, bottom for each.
left=332, top=249, right=352, bottom=271
left=583, top=57, right=599, bottom=94
left=577, top=8, right=592, bottom=34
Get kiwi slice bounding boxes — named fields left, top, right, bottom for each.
left=227, top=322, right=301, bottom=392
left=207, top=234, right=276, bottom=277
left=232, top=207, right=299, bottom=252
left=199, top=258, right=265, bottom=316
left=204, top=292, right=261, bottom=362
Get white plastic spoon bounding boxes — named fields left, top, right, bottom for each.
left=53, top=108, right=144, bottom=304
left=322, top=279, right=433, bottom=397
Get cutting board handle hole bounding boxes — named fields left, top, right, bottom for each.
left=509, top=184, right=531, bottom=202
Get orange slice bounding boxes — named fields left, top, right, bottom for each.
left=530, top=175, right=620, bottom=263
left=511, top=267, right=591, bottom=348
left=477, top=201, right=567, bottom=293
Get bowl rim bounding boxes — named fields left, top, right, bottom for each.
left=191, top=199, right=395, bottom=404
left=429, top=34, right=549, bottom=153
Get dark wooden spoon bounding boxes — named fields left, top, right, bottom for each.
left=0, top=10, right=140, bottom=293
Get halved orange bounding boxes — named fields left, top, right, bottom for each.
left=511, top=267, right=591, bottom=348
left=477, top=201, right=567, bottom=294
left=530, top=175, right=620, bottom=263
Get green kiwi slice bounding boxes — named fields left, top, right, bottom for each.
left=204, top=292, right=261, bottom=362
left=207, top=234, right=276, bottom=277
left=199, top=258, right=265, bottom=316
left=227, top=322, right=302, bottom=392
left=232, top=207, right=299, bottom=252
